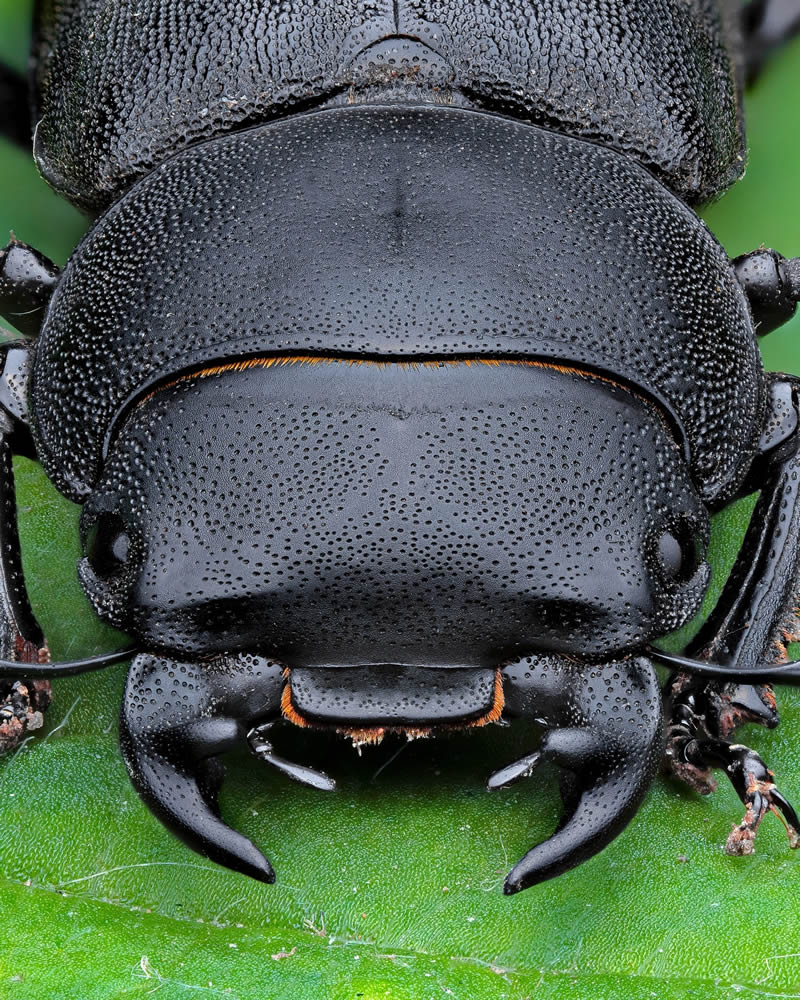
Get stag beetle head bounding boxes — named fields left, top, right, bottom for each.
left=77, top=356, right=711, bottom=667
left=34, top=105, right=760, bottom=669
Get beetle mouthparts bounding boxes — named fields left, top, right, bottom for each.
left=281, top=664, right=505, bottom=740
left=247, top=721, right=336, bottom=792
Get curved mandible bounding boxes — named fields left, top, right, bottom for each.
left=491, top=654, right=663, bottom=893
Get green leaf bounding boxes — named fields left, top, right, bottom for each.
left=3, top=4, right=800, bottom=997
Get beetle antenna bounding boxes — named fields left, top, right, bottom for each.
left=647, top=645, right=800, bottom=683
left=0, top=647, right=138, bottom=678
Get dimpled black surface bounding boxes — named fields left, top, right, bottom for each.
left=77, top=362, right=710, bottom=663
left=33, top=0, right=743, bottom=210
left=120, top=650, right=285, bottom=883
left=32, top=107, right=763, bottom=504
left=288, top=666, right=498, bottom=725
left=498, top=652, right=664, bottom=890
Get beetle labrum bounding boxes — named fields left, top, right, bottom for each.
left=2, top=1, right=800, bottom=896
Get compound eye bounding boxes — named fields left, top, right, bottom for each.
left=85, top=513, right=132, bottom=578
left=655, top=519, right=703, bottom=584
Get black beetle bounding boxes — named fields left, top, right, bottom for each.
left=2, top=0, right=800, bottom=897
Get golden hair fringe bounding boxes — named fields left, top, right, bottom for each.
left=146, top=353, right=631, bottom=399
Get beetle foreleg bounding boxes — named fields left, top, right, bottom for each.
left=666, top=687, right=800, bottom=853
left=687, top=376, right=800, bottom=670
left=734, top=250, right=800, bottom=337
left=661, top=377, right=800, bottom=851
left=0, top=240, right=60, bottom=337
left=490, top=655, right=663, bottom=894
left=0, top=65, right=30, bottom=149
left=0, top=341, right=51, bottom=752
left=697, top=741, right=800, bottom=854
left=743, top=0, right=800, bottom=84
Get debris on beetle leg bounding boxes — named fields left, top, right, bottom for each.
left=725, top=818, right=758, bottom=856
left=0, top=679, right=52, bottom=753
left=724, top=771, right=800, bottom=855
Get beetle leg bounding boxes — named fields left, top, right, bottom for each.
left=0, top=341, right=52, bottom=752
left=697, top=741, right=800, bottom=854
left=689, top=376, right=800, bottom=671
left=120, top=651, right=323, bottom=882
left=0, top=64, right=29, bottom=149
left=660, top=377, right=800, bottom=848
left=734, top=250, right=800, bottom=337
left=0, top=240, right=60, bottom=337
left=667, top=670, right=778, bottom=743
left=743, top=0, right=800, bottom=83
left=663, top=666, right=800, bottom=852
left=672, top=721, right=800, bottom=853
left=490, top=655, right=663, bottom=894
left=0, top=335, right=135, bottom=736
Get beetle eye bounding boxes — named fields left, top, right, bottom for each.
left=85, top=513, right=132, bottom=578
left=656, top=521, right=702, bottom=583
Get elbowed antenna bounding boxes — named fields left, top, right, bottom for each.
left=0, top=646, right=139, bottom=677
left=647, top=645, right=800, bottom=683
left=16, top=643, right=800, bottom=685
